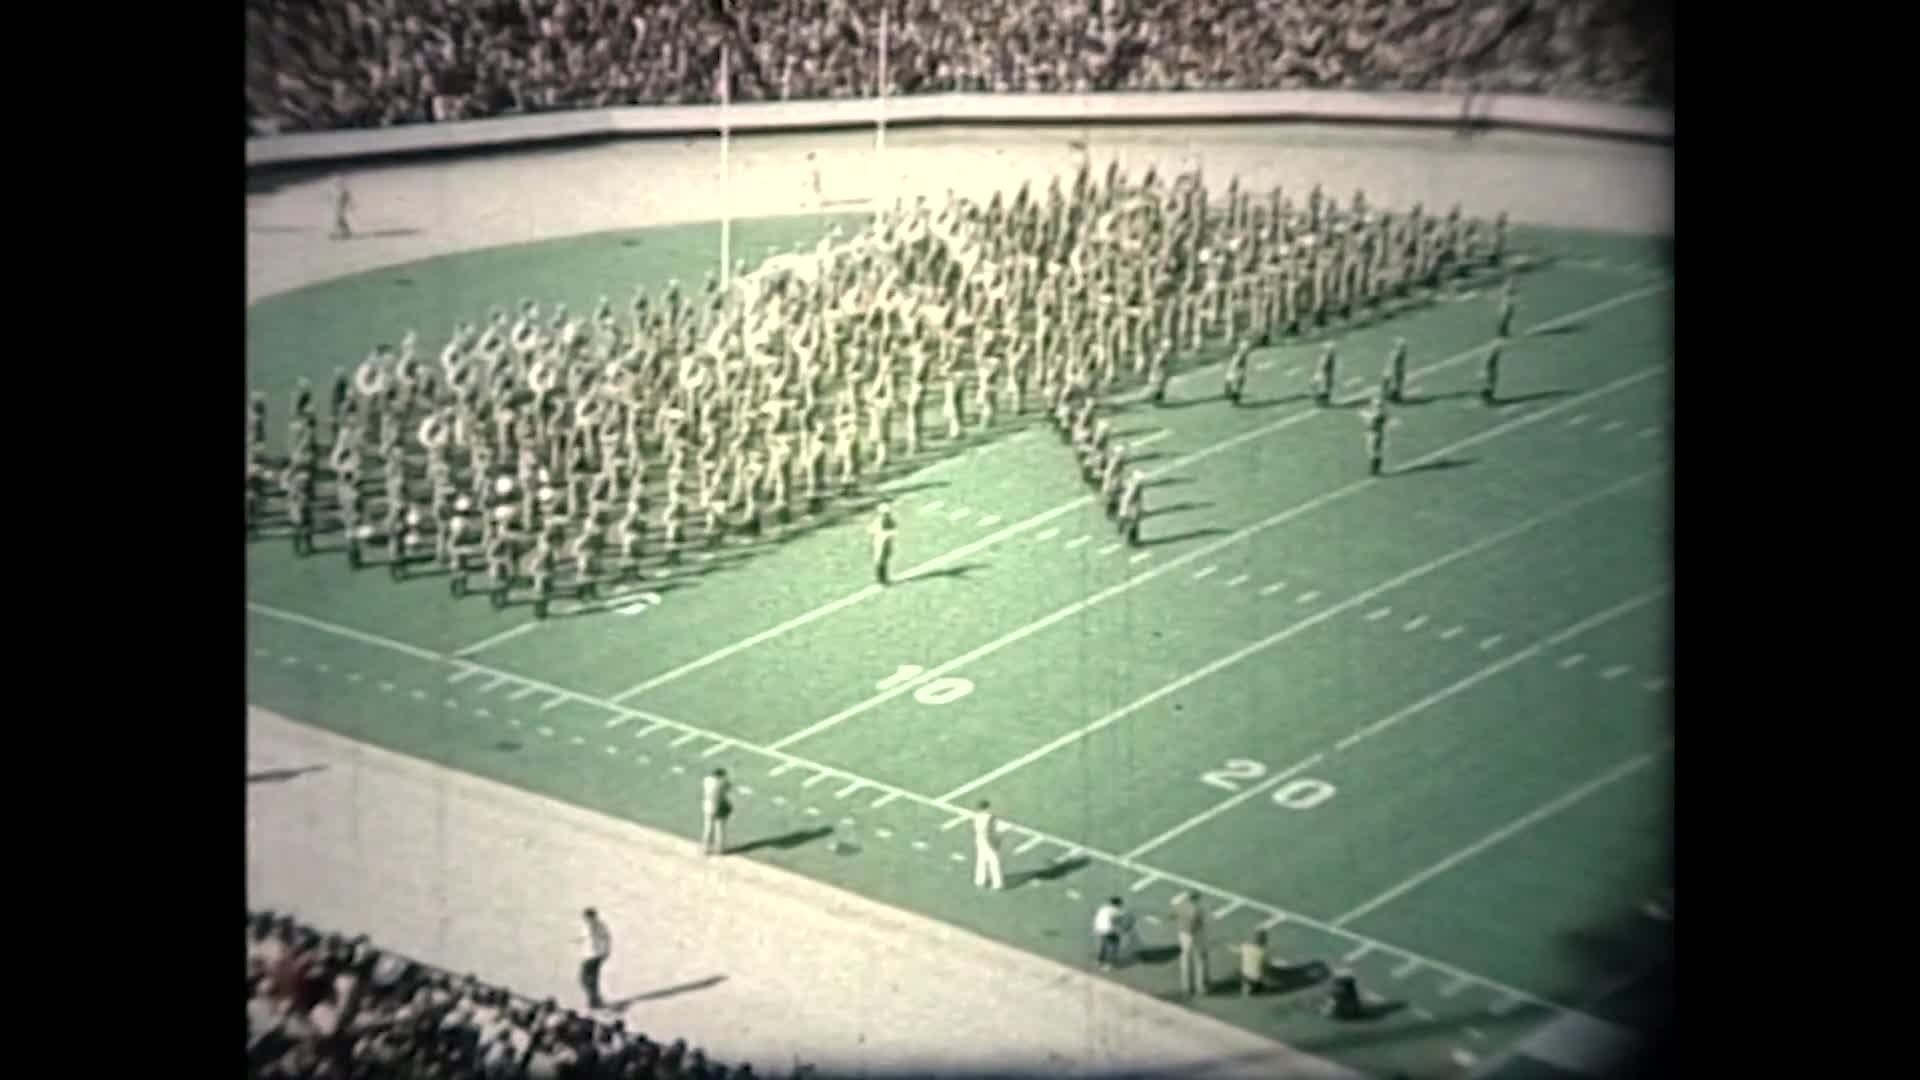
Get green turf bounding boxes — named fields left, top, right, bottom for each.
left=247, top=216, right=1672, bottom=1080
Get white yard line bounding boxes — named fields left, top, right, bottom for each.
left=941, top=468, right=1664, bottom=805
left=589, top=284, right=1665, bottom=708
left=1333, top=747, right=1670, bottom=926
left=778, top=370, right=1661, bottom=755
left=450, top=621, right=539, bottom=658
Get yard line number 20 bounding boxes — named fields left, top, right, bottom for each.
left=1200, top=759, right=1337, bottom=810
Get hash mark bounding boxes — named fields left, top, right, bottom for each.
left=1014, top=835, right=1044, bottom=855
left=1644, top=676, right=1670, bottom=693
left=315, top=663, right=331, bottom=673
left=1601, top=420, right=1625, bottom=433
left=1603, top=665, right=1632, bottom=680
left=805, top=806, right=822, bottom=817
left=669, top=731, right=700, bottom=747
left=923, top=499, right=944, bottom=512
left=1441, top=977, right=1473, bottom=997
left=802, top=772, right=831, bottom=788
left=1066, top=535, right=1091, bottom=549
left=410, top=689, right=428, bottom=701
left=1566, top=414, right=1590, bottom=427
left=911, top=840, right=928, bottom=850
left=1037, top=527, right=1062, bottom=542
left=1193, top=565, right=1218, bottom=580
left=1225, top=574, right=1249, bottom=587
left=978, top=514, right=1001, bottom=527
left=1297, top=590, right=1321, bottom=604
left=1130, top=551, right=1151, bottom=564
left=569, top=736, right=585, bottom=746
left=771, top=762, right=795, bottom=776
left=1343, top=943, right=1373, bottom=964
left=475, top=708, right=491, bottom=718
left=835, top=781, right=863, bottom=798
left=1130, top=874, right=1160, bottom=892
left=670, top=764, right=685, bottom=774
left=700, top=740, right=730, bottom=757
left=1558, top=653, right=1587, bottom=670
left=1637, top=426, right=1660, bottom=439
left=1260, top=582, right=1286, bottom=596
left=949, top=852, right=965, bottom=862
left=536, top=726, right=555, bottom=738
left=1391, top=958, right=1421, bottom=979
left=870, top=792, right=899, bottom=809
left=1402, top=615, right=1428, bottom=632
left=508, top=686, right=539, bottom=701
left=1258, top=913, right=1285, bottom=929
left=539, top=694, right=571, bottom=712
left=1096, top=542, right=1122, bottom=555
left=875, top=828, right=893, bottom=839
left=1479, top=634, right=1505, bottom=651
left=447, top=666, right=477, bottom=683
left=378, top=681, right=395, bottom=693
left=948, top=506, right=974, bottom=522
left=1366, top=607, right=1391, bottom=621
left=479, top=676, right=509, bottom=693
left=1440, top=625, right=1465, bottom=640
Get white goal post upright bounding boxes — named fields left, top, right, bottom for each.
left=719, top=44, right=732, bottom=292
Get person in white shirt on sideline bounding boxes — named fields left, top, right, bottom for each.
left=577, top=908, right=612, bottom=1011
left=1092, top=896, right=1128, bottom=970
left=972, top=799, right=1004, bottom=890
left=701, top=767, right=733, bottom=855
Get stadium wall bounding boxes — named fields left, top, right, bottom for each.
left=246, top=90, right=1673, bottom=169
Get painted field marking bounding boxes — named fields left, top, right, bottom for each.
left=1334, top=747, right=1670, bottom=926
left=1135, top=429, right=1174, bottom=448
left=1213, top=900, right=1244, bottom=919
left=1637, top=426, right=1661, bottom=439
left=630, top=751, right=649, bottom=762
left=948, top=506, right=973, bottom=522
left=700, top=741, right=731, bottom=758
left=1260, top=582, right=1286, bottom=596
left=1392, top=958, right=1422, bottom=979
left=769, top=762, right=796, bottom=777
left=1366, top=607, right=1392, bottom=621
left=978, top=514, right=1001, bottom=527
left=448, top=667, right=480, bottom=684
left=949, top=852, right=964, bottom=862
left=1442, top=976, right=1474, bottom=998
left=801, top=772, right=831, bottom=789
left=315, top=663, right=331, bottom=673
left=1130, top=873, right=1161, bottom=892
left=1258, top=913, right=1286, bottom=930
left=281, top=656, right=300, bottom=665
left=378, top=681, right=395, bottom=693
left=736, top=786, right=753, bottom=797
left=569, top=735, right=585, bottom=746
left=1130, top=551, right=1152, bottom=564
left=634, top=721, right=667, bottom=738
left=536, top=726, right=555, bottom=738
left=1644, top=676, right=1670, bottom=693
left=598, top=285, right=1668, bottom=707
left=941, top=813, right=971, bottom=831
left=538, top=694, right=570, bottom=712
left=944, top=470, right=1666, bottom=805
left=1096, top=542, right=1122, bottom=555
left=475, top=708, right=491, bottom=718
left=1601, top=419, right=1625, bottom=433
left=1558, top=653, right=1587, bottom=670
left=669, top=731, right=701, bottom=748
left=670, top=764, right=686, bottom=774
left=604, top=715, right=631, bottom=729
left=874, top=828, right=894, bottom=839
left=870, top=792, right=899, bottom=809
left=451, top=621, right=538, bottom=658
left=1403, top=615, right=1429, bottom=632
left=835, top=781, right=863, bottom=798
left=410, top=689, right=428, bottom=701
left=1602, top=665, right=1631, bottom=680
left=1193, top=565, right=1218, bottom=580
left=1343, top=943, right=1374, bottom=964
left=1566, top=414, right=1590, bottom=427
left=1066, top=535, right=1091, bottom=549
left=508, top=685, right=540, bottom=701
left=1479, top=634, right=1505, bottom=651
left=604, top=745, right=619, bottom=756
left=911, top=840, right=928, bottom=851
left=479, top=675, right=510, bottom=693
left=1225, top=574, right=1249, bottom=587
left=1440, top=625, right=1465, bottom=640
left=1296, top=590, right=1321, bottom=604
left=1014, top=835, right=1045, bottom=855
left=805, top=806, right=822, bottom=817
left=1037, top=527, right=1062, bottom=542
left=247, top=601, right=1627, bottom=1024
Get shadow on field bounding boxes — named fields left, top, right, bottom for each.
left=904, top=562, right=987, bottom=583
left=728, top=825, right=833, bottom=856
left=1009, top=855, right=1090, bottom=890
left=1143, top=500, right=1212, bottom=519
left=1393, top=458, right=1475, bottom=477
left=1495, top=388, right=1578, bottom=407
left=607, top=975, right=727, bottom=1009
left=247, top=765, right=330, bottom=785
left=1137, top=526, right=1228, bottom=548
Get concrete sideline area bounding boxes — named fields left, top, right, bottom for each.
left=246, top=707, right=1358, bottom=1079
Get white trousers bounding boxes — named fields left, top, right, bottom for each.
left=974, top=844, right=1003, bottom=889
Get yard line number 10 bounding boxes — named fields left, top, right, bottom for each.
left=1201, top=759, right=1337, bottom=810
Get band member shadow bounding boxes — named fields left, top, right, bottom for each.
left=1392, top=457, right=1475, bottom=476
left=605, top=975, right=728, bottom=1011
left=1137, top=526, right=1229, bottom=548
left=902, top=562, right=987, bottom=584
left=1231, top=958, right=1334, bottom=998
left=1006, top=854, right=1090, bottom=890
left=1242, top=392, right=1312, bottom=409
left=726, top=825, right=834, bottom=856
left=1489, top=387, right=1577, bottom=407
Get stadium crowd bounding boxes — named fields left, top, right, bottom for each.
left=245, top=0, right=1673, bottom=135
left=248, top=911, right=771, bottom=1079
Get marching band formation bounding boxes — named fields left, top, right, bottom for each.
left=247, top=159, right=1515, bottom=616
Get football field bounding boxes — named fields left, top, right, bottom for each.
left=247, top=213, right=1672, bottom=1080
